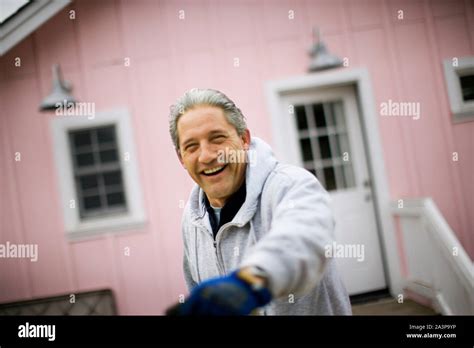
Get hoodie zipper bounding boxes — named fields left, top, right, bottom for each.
left=213, top=221, right=244, bottom=276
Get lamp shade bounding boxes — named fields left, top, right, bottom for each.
left=40, top=64, right=76, bottom=111
left=308, top=28, right=343, bottom=72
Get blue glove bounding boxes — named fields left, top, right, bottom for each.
left=178, top=270, right=272, bottom=315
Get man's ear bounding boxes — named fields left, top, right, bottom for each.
left=242, top=129, right=251, bottom=150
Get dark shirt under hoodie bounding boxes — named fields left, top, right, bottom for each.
left=204, top=180, right=246, bottom=239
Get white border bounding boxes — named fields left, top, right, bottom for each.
left=442, top=56, right=474, bottom=123
left=265, top=67, right=403, bottom=296
left=50, top=108, right=146, bottom=240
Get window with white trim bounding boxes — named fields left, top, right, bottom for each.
left=69, top=125, right=127, bottom=218
left=51, top=109, right=145, bottom=239
left=443, top=56, right=474, bottom=122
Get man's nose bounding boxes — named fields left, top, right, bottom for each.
left=198, top=143, right=216, bottom=164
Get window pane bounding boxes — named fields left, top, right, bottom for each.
left=299, top=138, right=313, bottom=161
left=79, top=174, right=99, bottom=190
left=294, top=105, right=308, bottom=130
left=99, top=149, right=118, bottom=163
left=333, top=101, right=346, bottom=128
left=312, top=104, right=326, bottom=128
left=324, top=166, right=336, bottom=191
left=73, top=130, right=92, bottom=147
left=103, top=171, right=122, bottom=186
left=97, top=126, right=116, bottom=144
left=318, top=136, right=332, bottom=159
left=335, top=133, right=349, bottom=159
left=325, top=103, right=336, bottom=127
left=333, top=164, right=346, bottom=189
left=107, top=192, right=125, bottom=206
left=330, top=134, right=341, bottom=157
left=70, top=125, right=127, bottom=219
left=76, top=153, right=95, bottom=167
left=460, top=74, right=474, bottom=101
left=342, top=164, right=355, bottom=188
left=83, top=195, right=101, bottom=210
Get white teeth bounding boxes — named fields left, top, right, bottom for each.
left=204, top=166, right=224, bottom=174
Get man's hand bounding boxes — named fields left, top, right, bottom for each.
left=168, top=268, right=272, bottom=315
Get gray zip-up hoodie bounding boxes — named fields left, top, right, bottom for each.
left=182, top=137, right=352, bottom=315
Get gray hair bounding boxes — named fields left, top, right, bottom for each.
left=169, top=88, right=247, bottom=151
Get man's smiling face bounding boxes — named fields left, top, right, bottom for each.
left=177, top=105, right=250, bottom=207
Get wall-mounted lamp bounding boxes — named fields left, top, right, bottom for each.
left=40, top=64, right=76, bottom=111
left=308, top=28, right=343, bottom=72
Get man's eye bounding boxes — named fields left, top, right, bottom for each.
left=185, top=144, right=197, bottom=151
left=213, top=135, right=226, bottom=142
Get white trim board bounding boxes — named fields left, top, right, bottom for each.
left=265, top=67, right=403, bottom=296
left=50, top=108, right=146, bottom=240
left=0, top=0, right=71, bottom=56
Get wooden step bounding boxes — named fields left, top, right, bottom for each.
left=352, top=297, right=438, bottom=315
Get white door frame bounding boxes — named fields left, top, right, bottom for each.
left=265, top=67, right=402, bottom=297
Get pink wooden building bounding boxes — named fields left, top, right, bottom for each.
left=0, top=0, right=473, bottom=315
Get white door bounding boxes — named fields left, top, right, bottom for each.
left=278, top=85, right=386, bottom=295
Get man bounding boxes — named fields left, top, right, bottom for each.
left=168, top=88, right=351, bottom=315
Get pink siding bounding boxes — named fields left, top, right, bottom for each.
left=0, top=0, right=472, bottom=313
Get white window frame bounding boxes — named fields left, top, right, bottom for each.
left=51, top=108, right=146, bottom=240
left=443, top=56, right=474, bottom=123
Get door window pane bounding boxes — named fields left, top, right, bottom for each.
left=308, top=168, right=317, bottom=178
left=300, top=138, right=313, bottom=161
left=323, top=166, right=336, bottom=191
left=325, top=103, right=336, bottom=127
left=334, top=133, right=349, bottom=158
left=318, top=135, right=332, bottom=159
left=294, top=105, right=308, bottom=130
left=342, top=164, right=356, bottom=188
left=294, top=100, right=356, bottom=191
left=312, top=104, right=326, bottom=128
left=332, top=101, right=346, bottom=128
